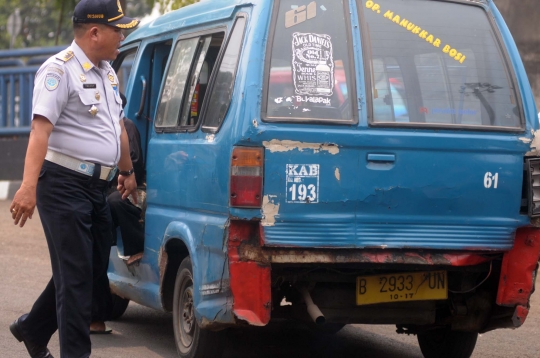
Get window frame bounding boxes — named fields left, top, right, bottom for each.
left=112, top=44, right=139, bottom=94
left=201, top=13, right=249, bottom=134
left=154, top=26, right=228, bottom=134
left=261, top=0, right=359, bottom=125
left=357, top=0, right=525, bottom=132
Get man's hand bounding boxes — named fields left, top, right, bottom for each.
left=10, top=115, right=53, bottom=228
left=10, top=183, right=37, bottom=228
left=118, top=174, right=138, bottom=204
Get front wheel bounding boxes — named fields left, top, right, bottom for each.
left=173, top=257, right=224, bottom=358
left=417, top=328, right=478, bottom=358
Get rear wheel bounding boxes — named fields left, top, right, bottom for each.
left=173, top=257, right=225, bottom=358
left=109, top=293, right=130, bottom=320
left=417, top=328, right=478, bottom=358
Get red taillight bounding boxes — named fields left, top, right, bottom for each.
left=230, top=147, right=264, bottom=207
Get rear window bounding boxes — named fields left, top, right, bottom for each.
left=361, top=0, right=522, bottom=130
left=262, top=0, right=356, bottom=124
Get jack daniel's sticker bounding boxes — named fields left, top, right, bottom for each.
left=292, top=32, right=334, bottom=97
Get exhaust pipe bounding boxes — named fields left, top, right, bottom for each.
left=300, top=287, right=325, bottom=325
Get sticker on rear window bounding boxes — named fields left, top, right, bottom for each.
left=364, top=0, right=467, bottom=64
left=292, top=32, right=334, bottom=97
left=286, top=164, right=319, bottom=203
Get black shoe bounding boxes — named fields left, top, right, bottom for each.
left=9, top=316, right=53, bottom=358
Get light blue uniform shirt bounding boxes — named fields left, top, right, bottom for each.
left=33, top=41, right=123, bottom=167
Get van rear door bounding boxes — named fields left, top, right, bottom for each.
left=259, top=0, right=528, bottom=250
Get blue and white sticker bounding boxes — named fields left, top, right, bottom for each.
left=286, top=164, right=319, bottom=203
left=45, top=73, right=61, bottom=91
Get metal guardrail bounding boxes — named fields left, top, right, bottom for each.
left=0, top=66, right=38, bottom=135
left=0, top=46, right=132, bottom=136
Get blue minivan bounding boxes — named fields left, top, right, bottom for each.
left=108, top=1, right=540, bottom=357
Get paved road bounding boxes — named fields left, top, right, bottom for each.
left=1, top=200, right=539, bottom=357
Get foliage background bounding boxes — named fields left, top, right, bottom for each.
left=0, top=0, right=197, bottom=49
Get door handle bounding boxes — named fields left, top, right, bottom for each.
left=367, top=154, right=396, bottom=162
left=136, top=76, right=146, bottom=118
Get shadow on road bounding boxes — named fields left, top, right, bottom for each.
left=92, top=304, right=422, bottom=358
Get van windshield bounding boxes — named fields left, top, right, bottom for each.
left=362, top=0, right=522, bottom=129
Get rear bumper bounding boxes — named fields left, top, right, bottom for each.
left=241, top=247, right=498, bottom=266
left=228, top=220, right=540, bottom=330
left=495, top=227, right=540, bottom=327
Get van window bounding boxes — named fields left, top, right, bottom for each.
left=361, top=0, right=522, bottom=129
left=263, top=0, right=356, bottom=124
left=180, top=33, right=225, bottom=129
left=155, top=32, right=226, bottom=130
left=155, top=37, right=199, bottom=128
left=202, top=16, right=247, bottom=132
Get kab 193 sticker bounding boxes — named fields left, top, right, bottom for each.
left=286, top=164, right=319, bottom=203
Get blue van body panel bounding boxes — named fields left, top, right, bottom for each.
left=349, top=0, right=369, bottom=127
left=108, top=0, right=538, bottom=324
left=257, top=127, right=529, bottom=249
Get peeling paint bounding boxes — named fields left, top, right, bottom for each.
left=334, top=168, right=341, bottom=181
left=159, top=249, right=168, bottom=299
left=519, top=137, right=532, bottom=144
left=206, top=134, right=215, bottom=143
left=201, top=282, right=222, bottom=296
left=261, top=195, right=280, bottom=226
left=263, top=139, right=339, bottom=155
left=252, top=119, right=258, bottom=128
left=525, top=129, right=540, bottom=155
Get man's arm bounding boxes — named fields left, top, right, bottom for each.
left=10, top=116, right=54, bottom=227
left=117, top=119, right=138, bottom=203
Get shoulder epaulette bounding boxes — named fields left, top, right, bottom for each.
left=56, top=50, right=74, bottom=63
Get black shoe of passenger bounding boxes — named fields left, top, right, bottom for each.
left=9, top=316, right=53, bottom=358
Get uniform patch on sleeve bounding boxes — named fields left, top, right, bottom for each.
left=47, top=65, right=64, bottom=76
left=45, top=73, right=61, bottom=91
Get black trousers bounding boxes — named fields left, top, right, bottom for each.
left=109, top=190, right=144, bottom=256
left=91, top=190, right=144, bottom=322
left=19, top=161, right=113, bottom=358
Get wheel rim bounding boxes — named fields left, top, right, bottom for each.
left=177, top=274, right=196, bottom=353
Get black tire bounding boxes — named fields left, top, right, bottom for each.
left=109, top=293, right=130, bottom=320
left=417, top=328, right=478, bottom=358
left=173, top=257, right=225, bottom=358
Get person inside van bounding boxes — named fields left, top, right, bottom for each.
left=90, top=92, right=146, bottom=334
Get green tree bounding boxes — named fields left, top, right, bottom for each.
left=150, top=0, right=199, bottom=14
left=0, top=0, right=197, bottom=50
left=0, top=1, right=74, bottom=48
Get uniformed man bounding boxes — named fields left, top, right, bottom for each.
left=8, top=0, right=139, bottom=356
